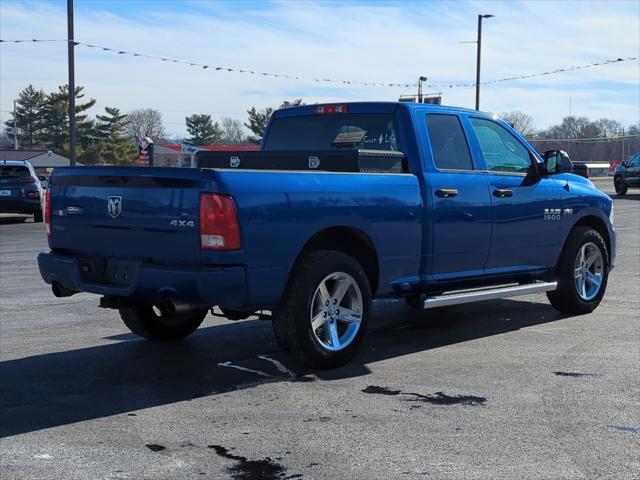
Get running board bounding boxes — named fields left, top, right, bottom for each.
left=423, top=282, right=557, bottom=309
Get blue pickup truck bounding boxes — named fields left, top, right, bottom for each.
left=38, top=102, right=615, bottom=368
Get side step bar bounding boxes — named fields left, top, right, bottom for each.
left=423, top=281, right=557, bottom=309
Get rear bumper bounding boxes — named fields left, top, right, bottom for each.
left=0, top=198, right=41, bottom=213
left=37, top=251, right=247, bottom=308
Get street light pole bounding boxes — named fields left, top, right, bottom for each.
left=475, top=14, right=494, bottom=111
left=67, top=0, right=76, bottom=166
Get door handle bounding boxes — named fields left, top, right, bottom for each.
left=435, top=188, right=458, bottom=198
left=493, top=188, right=513, bottom=197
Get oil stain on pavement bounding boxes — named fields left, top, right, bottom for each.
left=362, top=385, right=486, bottom=406
left=553, top=371, right=600, bottom=378
left=608, top=425, right=638, bottom=434
left=145, top=444, right=166, bottom=452
left=209, top=444, right=299, bottom=480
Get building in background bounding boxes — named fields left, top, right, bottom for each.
left=0, top=149, right=77, bottom=174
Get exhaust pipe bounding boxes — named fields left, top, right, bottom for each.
left=52, top=282, right=78, bottom=298
left=160, top=298, right=194, bottom=315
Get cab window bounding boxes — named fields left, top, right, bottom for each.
left=470, top=117, right=531, bottom=173
left=426, top=114, right=473, bottom=170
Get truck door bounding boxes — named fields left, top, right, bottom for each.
left=420, top=112, right=492, bottom=282
left=466, top=116, right=565, bottom=274
left=627, top=153, right=640, bottom=186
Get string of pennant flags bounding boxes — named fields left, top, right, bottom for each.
left=1, top=38, right=637, bottom=89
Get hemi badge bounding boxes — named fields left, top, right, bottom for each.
left=564, top=208, right=573, bottom=215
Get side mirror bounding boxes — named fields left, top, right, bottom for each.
left=544, top=150, right=572, bottom=174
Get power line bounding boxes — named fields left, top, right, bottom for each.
left=0, top=39, right=67, bottom=43
left=429, top=56, right=639, bottom=89
left=2, top=38, right=637, bottom=89
left=529, top=134, right=640, bottom=142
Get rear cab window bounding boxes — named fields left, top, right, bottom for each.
left=263, top=113, right=400, bottom=152
left=0, top=166, right=30, bottom=177
left=425, top=114, right=474, bottom=171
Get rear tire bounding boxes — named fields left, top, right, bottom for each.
left=119, top=305, right=207, bottom=340
left=547, top=227, right=608, bottom=314
left=33, top=209, right=43, bottom=223
left=614, top=176, right=627, bottom=195
left=273, top=250, right=372, bottom=369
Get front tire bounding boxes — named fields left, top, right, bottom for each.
left=119, top=305, right=207, bottom=340
left=33, top=209, right=43, bottom=223
left=547, top=227, right=608, bottom=314
left=614, top=176, right=627, bottom=195
left=273, top=250, right=372, bottom=369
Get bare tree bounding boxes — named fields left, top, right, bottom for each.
left=591, top=118, right=623, bottom=138
left=0, top=127, right=13, bottom=148
left=220, top=117, right=246, bottom=145
left=123, top=108, right=167, bottom=142
left=499, top=111, right=536, bottom=137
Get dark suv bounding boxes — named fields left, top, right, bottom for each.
left=0, top=160, right=44, bottom=222
left=614, top=153, right=640, bottom=195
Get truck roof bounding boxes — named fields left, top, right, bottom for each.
left=1, top=160, right=33, bottom=167
left=273, top=101, right=493, bottom=118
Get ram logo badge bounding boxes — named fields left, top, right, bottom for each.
left=107, top=196, right=122, bottom=218
left=230, top=156, right=241, bottom=168
left=308, top=156, right=320, bottom=169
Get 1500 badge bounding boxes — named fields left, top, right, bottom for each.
left=544, top=208, right=573, bottom=221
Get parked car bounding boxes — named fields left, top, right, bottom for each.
left=0, top=160, right=43, bottom=222
left=38, top=175, right=49, bottom=189
left=613, top=152, right=640, bottom=195
left=542, top=149, right=589, bottom=178
left=38, top=102, right=616, bottom=368
left=571, top=161, right=590, bottom=178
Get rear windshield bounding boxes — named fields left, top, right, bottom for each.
left=0, top=166, right=30, bottom=177
left=263, top=113, right=399, bottom=151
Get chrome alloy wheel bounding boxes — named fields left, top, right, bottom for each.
left=310, top=271, right=363, bottom=352
left=574, top=242, right=604, bottom=301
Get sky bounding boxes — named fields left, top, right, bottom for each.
left=1, top=0, right=638, bottom=139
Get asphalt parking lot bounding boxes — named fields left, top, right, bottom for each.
left=1, top=178, right=638, bottom=480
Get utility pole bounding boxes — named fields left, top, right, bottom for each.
left=569, top=96, right=572, bottom=116
left=13, top=100, right=18, bottom=150
left=475, top=14, right=494, bottom=111
left=67, top=0, right=76, bottom=166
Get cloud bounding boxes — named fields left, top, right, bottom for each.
left=0, top=0, right=638, bottom=136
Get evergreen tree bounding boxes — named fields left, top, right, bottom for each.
left=95, top=106, right=129, bottom=142
left=90, top=106, right=136, bottom=165
left=4, top=85, right=46, bottom=147
left=185, top=114, right=222, bottom=145
left=244, top=107, right=273, bottom=144
left=40, top=85, right=97, bottom=151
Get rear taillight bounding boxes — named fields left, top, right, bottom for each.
left=26, top=190, right=40, bottom=199
left=19, top=176, right=38, bottom=184
left=45, top=189, right=52, bottom=236
left=199, top=193, right=241, bottom=250
left=315, top=104, right=349, bottom=114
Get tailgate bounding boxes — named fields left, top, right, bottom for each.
left=49, top=167, right=214, bottom=264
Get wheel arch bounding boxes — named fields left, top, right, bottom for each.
left=292, top=226, right=380, bottom=296
left=568, top=215, right=612, bottom=264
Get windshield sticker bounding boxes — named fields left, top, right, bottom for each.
left=363, top=132, right=394, bottom=146
left=333, top=130, right=367, bottom=145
